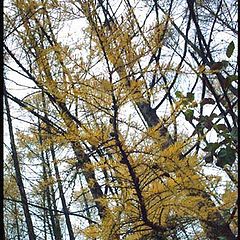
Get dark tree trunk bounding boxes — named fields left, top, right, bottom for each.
left=46, top=151, right=63, bottom=240
left=49, top=143, right=75, bottom=240
left=4, top=87, right=36, bottom=240
left=37, top=115, right=62, bottom=240
left=71, top=141, right=106, bottom=219
left=41, top=92, right=71, bottom=239
left=14, top=202, right=21, bottom=240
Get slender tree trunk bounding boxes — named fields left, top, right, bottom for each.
left=49, top=143, right=75, bottom=240
left=44, top=118, right=73, bottom=238
left=4, top=87, right=36, bottom=240
left=79, top=176, right=92, bottom=225
left=71, top=141, right=106, bottom=219
left=45, top=207, right=54, bottom=240
left=14, top=202, right=21, bottom=240
left=43, top=191, right=47, bottom=240
left=37, top=116, right=62, bottom=240
left=41, top=92, right=74, bottom=240
left=46, top=151, right=63, bottom=240
left=42, top=87, right=107, bottom=220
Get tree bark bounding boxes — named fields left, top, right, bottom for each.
left=41, top=92, right=75, bottom=240
left=71, top=141, right=107, bottom=219
left=37, top=116, right=62, bottom=240
left=49, top=143, right=75, bottom=240
left=4, top=86, right=36, bottom=240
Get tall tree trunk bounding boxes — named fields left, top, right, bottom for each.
left=37, top=116, right=62, bottom=240
left=49, top=143, right=75, bottom=240
left=41, top=92, right=75, bottom=240
left=79, top=176, right=92, bottom=225
left=42, top=89, right=107, bottom=220
left=71, top=141, right=106, bottom=219
left=46, top=151, right=63, bottom=240
left=14, top=202, right=21, bottom=240
left=4, top=86, right=36, bottom=240
left=43, top=191, right=48, bottom=240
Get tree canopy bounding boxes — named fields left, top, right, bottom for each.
left=3, top=0, right=238, bottom=239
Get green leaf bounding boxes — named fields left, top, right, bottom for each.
left=216, top=146, right=236, bottom=168
left=195, top=122, right=205, bottom=133
left=224, top=75, right=238, bottom=89
left=210, top=62, right=224, bottom=70
left=214, top=124, right=228, bottom=131
left=226, top=41, right=235, bottom=58
left=214, top=114, right=225, bottom=119
left=186, top=92, right=194, bottom=102
left=221, top=60, right=229, bottom=68
left=203, top=142, right=220, bottom=152
left=175, top=91, right=183, bottom=98
left=219, top=75, right=234, bottom=90
left=210, top=113, right=218, bottom=119
left=182, top=98, right=188, bottom=106
left=184, top=109, right=194, bottom=122
left=230, top=127, right=238, bottom=142
left=217, top=237, right=227, bottom=240
left=226, top=75, right=238, bottom=83
left=204, top=153, right=213, bottom=164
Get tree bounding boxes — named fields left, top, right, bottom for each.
left=4, top=0, right=238, bottom=239
left=4, top=83, right=36, bottom=240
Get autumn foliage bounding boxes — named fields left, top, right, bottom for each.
left=4, top=0, right=238, bottom=239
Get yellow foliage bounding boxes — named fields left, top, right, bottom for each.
left=38, top=176, right=56, bottom=191
left=198, top=64, right=206, bottom=73
left=5, top=1, right=237, bottom=239
left=4, top=176, right=19, bottom=199
left=101, top=79, right=113, bottom=91
left=221, top=190, right=238, bottom=210
left=82, top=225, right=99, bottom=239
left=147, top=181, right=166, bottom=194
